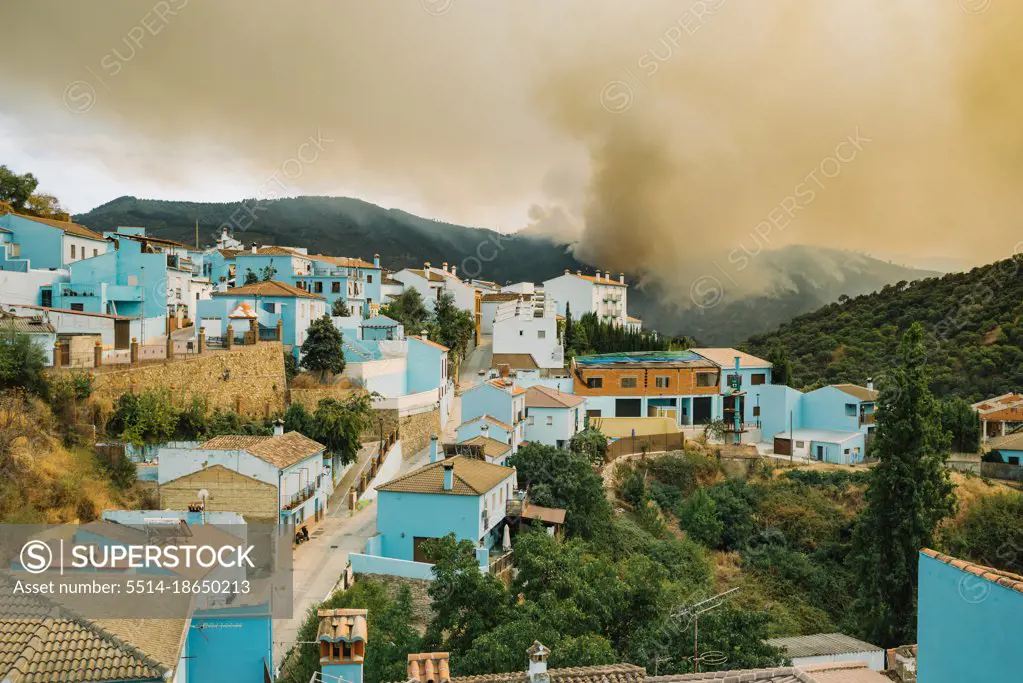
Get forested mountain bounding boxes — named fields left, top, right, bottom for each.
left=744, top=256, right=1023, bottom=400
left=75, top=196, right=934, bottom=345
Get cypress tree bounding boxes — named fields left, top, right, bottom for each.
left=851, top=323, right=956, bottom=646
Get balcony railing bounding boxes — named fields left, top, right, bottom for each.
left=58, top=284, right=99, bottom=297
left=283, top=484, right=316, bottom=511
left=860, top=413, right=876, bottom=425
left=489, top=550, right=513, bottom=575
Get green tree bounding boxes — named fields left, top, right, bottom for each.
left=300, top=315, right=345, bottom=382
left=942, top=492, right=1023, bottom=575
left=282, top=401, right=313, bottom=435
left=105, top=389, right=178, bottom=446
left=24, top=193, right=69, bottom=220
left=0, top=165, right=39, bottom=211
left=569, top=427, right=607, bottom=466
left=243, top=269, right=259, bottom=285
left=677, top=488, right=724, bottom=548
left=0, top=328, right=48, bottom=396
left=283, top=348, right=298, bottom=381
left=260, top=264, right=278, bottom=281
left=765, top=345, right=793, bottom=385
left=380, top=288, right=430, bottom=332
left=939, top=397, right=981, bottom=453
left=313, top=393, right=372, bottom=466
left=434, top=292, right=475, bottom=360
left=851, top=323, right=956, bottom=647
left=509, top=443, right=612, bottom=540
left=421, top=535, right=511, bottom=659
left=331, top=298, right=352, bottom=317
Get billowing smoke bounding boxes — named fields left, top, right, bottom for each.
left=1, top=1, right=1021, bottom=304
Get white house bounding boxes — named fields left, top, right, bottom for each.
left=392, top=261, right=476, bottom=313
left=492, top=293, right=563, bottom=372
left=480, top=292, right=520, bottom=335
left=524, top=385, right=587, bottom=448
left=543, top=269, right=628, bottom=326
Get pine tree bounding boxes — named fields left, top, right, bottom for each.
left=851, top=323, right=956, bottom=646
left=243, top=269, right=259, bottom=285
left=300, top=315, right=346, bottom=383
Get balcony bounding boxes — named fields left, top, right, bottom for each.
left=860, top=413, right=876, bottom=426
left=488, top=549, right=513, bottom=576
left=58, top=283, right=99, bottom=298
left=282, top=484, right=317, bottom=511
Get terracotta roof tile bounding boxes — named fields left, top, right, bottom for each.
left=830, top=384, right=878, bottom=402
left=213, top=279, right=325, bottom=300
left=376, top=455, right=513, bottom=496
left=310, top=255, right=379, bottom=269
left=0, top=311, right=55, bottom=334
left=486, top=378, right=527, bottom=396
left=492, top=353, right=540, bottom=370
left=453, top=663, right=645, bottom=683
left=201, top=431, right=325, bottom=469
left=409, top=335, right=449, bottom=352
left=13, top=213, right=106, bottom=241
left=409, top=652, right=452, bottom=683
left=920, top=548, right=1023, bottom=595
left=457, top=415, right=513, bottom=432
left=460, top=435, right=512, bottom=459
left=317, top=608, right=368, bottom=645
left=525, top=385, right=586, bottom=409
left=481, top=293, right=522, bottom=303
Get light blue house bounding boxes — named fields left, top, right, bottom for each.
left=461, top=378, right=527, bottom=447
left=801, top=384, right=878, bottom=435
left=774, top=428, right=866, bottom=464
left=39, top=229, right=205, bottom=340
left=456, top=415, right=513, bottom=444
left=524, top=384, right=586, bottom=448
left=408, top=334, right=453, bottom=425
left=918, top=548, right=1023, bottom=683
left=982, top=433, right=1023, bottom=465
left=0, top=211, right=108, bottom=270
left=156, top=428, right=331, bottom=527
left=196, top=279, right=326, bottom=357
left=230, top=247, right=382, bottom=316
left=352, top=454, right=517, bottom=578
left=360, top=314, right=403, bottom=341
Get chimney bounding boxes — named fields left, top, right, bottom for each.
left=430, top=434, right=440, bottom=463
left=421, top=330, right=428, bottom=340
left=424, top=261, right=431, bottom=270
left=408, top=653, right=451, bottom=683
left=450, top=265, right=457, bottom=278
left=317, top=609, right=368, bottom=683
left=619, top=272, right=625, bottom=284
left=273, top=419, right=284, bottom=437
left=481, top=423, right=490, bottom=440
left=867, top=376, right=874, bottom=392
left=595, top=269, right=602, bottom=281
left=373, top=253, right=380, bottom=268
left=442, top=262, right=449, bottom=272
left=526, top=641, right=550, bottom=683
left=442, top=462, right=454, bottom=491
left=575, top=269, right=581, bottom=276
left=250, top=243, right=257, bottom=253
left=564, top=268, right=569, bottom=275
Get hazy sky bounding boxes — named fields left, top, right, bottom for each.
left=1, top=0, right=1020, bottom=286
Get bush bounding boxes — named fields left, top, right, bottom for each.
left=0, top=329, right=48, bottom=396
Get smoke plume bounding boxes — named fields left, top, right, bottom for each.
left=1, top=0, right=1021, bottom=302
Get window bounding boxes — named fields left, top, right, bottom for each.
left=696, top=372, right=715, bottom=387
left=538, top=330, right=546, bottom=339
left=519, top=330, right=523, bottom=336
left=620, top=376, right=637, bottom=389
left=845, top=403, right=857, bottom=417
left=92, top=249, right=98, bottom=257
left=795, top=440, right=805, bottom=448
left=752, top=406, right=761, bottom=417
left=546, top=416, right=553, bottom=425
left=527, top=416, right=534, bottom=425
left=314, top=282, right=323, bottom=293
left=844, top=448, right=850, bottom=455
left=655, top=375, right=670, bottom=389
left=332, top=282, right=341, bottom=293
left=586, top=409, right=602, bottom=418
left=751, top=373, right=766, bottom=385
left=70, top=245, right=76, bottom=259
left=367, top=274, right=373, bottom=284
left=586, top=377, right=603, bottom=389
left=70, top=303, right=84, bottom=312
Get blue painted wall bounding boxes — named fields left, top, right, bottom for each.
left=755, top=384, right=804, bottom=440
left=457, top=420, right=512, bottom=444
left=323, top=662, right=364, bottom=683
left=0, top=214, right=73, bottom=269
left=801, top=386, right=870, bottom=433
left=407, top=337, right=445, bottom=393
left=461, top=383, right=514, bottom=426
left=377, top=490, right=481, bottom=560
left=810, top=433, right=865, bottom=464
left=918, top=553, right=1023, bottom=683
left=187, top=604, right=273, bottom=683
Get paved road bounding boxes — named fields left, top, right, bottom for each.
left=459, top=333, right=492, bottom=388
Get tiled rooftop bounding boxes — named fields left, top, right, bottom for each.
left=376, top=455, right=513, bottom=496
left=201, top=431, right=325, bottom=469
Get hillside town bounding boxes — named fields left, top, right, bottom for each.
left=1, top=206, right=1020, bottom=683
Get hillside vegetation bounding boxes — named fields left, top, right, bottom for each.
left=745, top=255, right=1023, bottom=399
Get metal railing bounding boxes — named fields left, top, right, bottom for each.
left=283, top=484, right=317, bottom=510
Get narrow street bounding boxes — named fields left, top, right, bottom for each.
left=273, top=338, right=491, bottom=666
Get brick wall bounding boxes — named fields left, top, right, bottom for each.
left=85, top=342, right=287, bottom=418
left=572, top=366, right=721, bottom=397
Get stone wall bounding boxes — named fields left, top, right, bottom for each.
left=399, top=408, right=440, bottom=460
left=289, top=382, right=361, bottom=411
left=359, top=574, right=433, bottom=633
left=84, top=342, right=287, bottom=419
left=159, top=464, right=278, bottom=521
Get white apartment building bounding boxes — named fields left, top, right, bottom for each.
left=543, top=269, right=628, bottom=326
left=492, top=291, right=563, bottom=370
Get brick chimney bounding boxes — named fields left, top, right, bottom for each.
left=526, top=641, right=550, bottom=683
left=317, top=609, right=367, bottom=683
left=408, top=653, right=451, bottom=683
left=442, top=461, right=454, bottom=491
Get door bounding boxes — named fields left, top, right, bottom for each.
left=41, top=289, right=53, bottom=308
left=816, top=445, right=825, bottom=461
left=413, top=537, right=438, bottom=563
left=615, top=398, right=642, bottom=417
left=774, top=437, right=791, bottom=456
left=692, top=397, right=712, bottom=424
left=114, top=320, right=130, bottom=349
